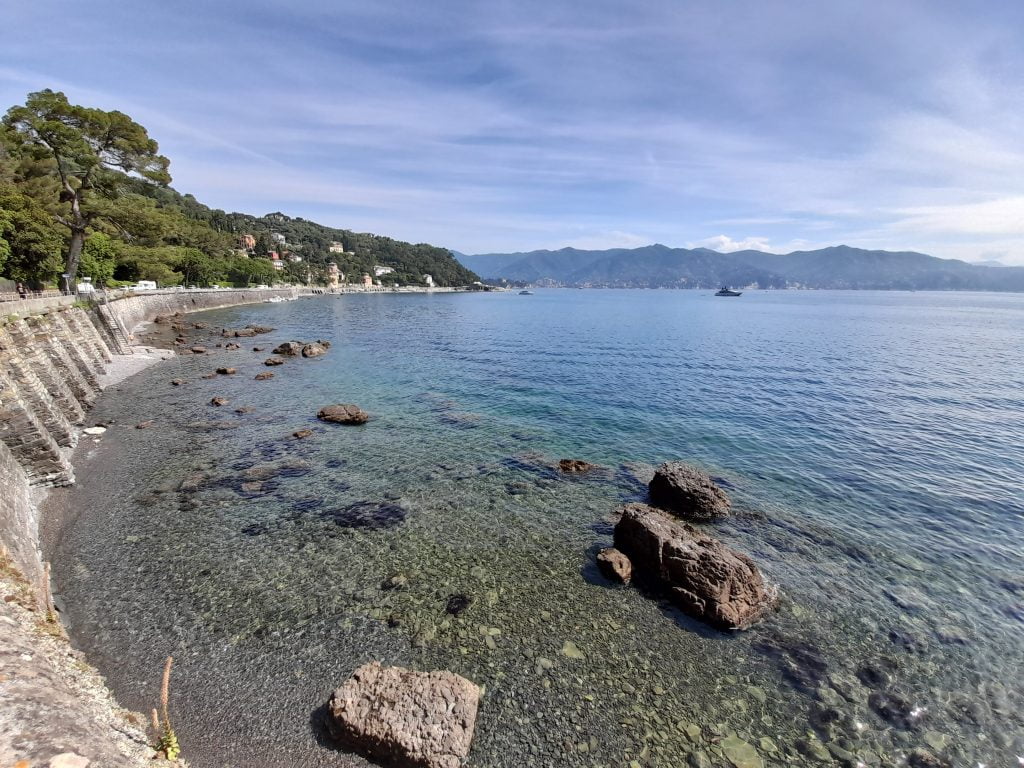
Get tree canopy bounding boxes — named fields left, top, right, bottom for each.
left=0, top=90, right=478, bottom=291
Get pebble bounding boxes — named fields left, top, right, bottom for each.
left=561, top=640, right=585, bottom=659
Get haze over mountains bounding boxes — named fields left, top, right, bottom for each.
left=457, top=245, right=1024, bottom=291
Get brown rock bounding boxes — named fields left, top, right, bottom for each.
left=317, top=404, right=369, bottom=425
left=154, top=314, right=171, bottom=324
left=648, top=461, right=730, bottom=521
left=247, top=324, right=274, bottom=334
left=613, top=503, right=777, bottom=630
left=264, top=357, right=284, bottom=366
left=317, top=339, right=332, bottom=348
left=254, top=372, right=274, bottom=381
left=273, top=341, right=304, bottom=356
left=596, top=547, right=632, bottom=584
left=235, top=406, right=256, bottom=414
left=201, top=373, right=217, bottom=379
left=216, top=367, right=237, bottom=375
left=225, top=342, right=241, bottom=350
left=223, top=327, right=258, bottom=337
left=193, top=322, right=208, bottom=329
left=170, top=379, right=185, bottom=386
left=135, top=420, right=155, bottom=430
left=293, top=428, right=313, bottom=439
left=210, top=397, right=229, bottom=406
left=191, top=346, right=207, bottom=354
left=301, top=342, right=327, bottom=358
left=253, top=346, right=266, bottom=352
left=240, top=481, right=263, bottom=494
left=327, top=661, right=480, bottom=768
left=559, top=458, right=597, bottom=473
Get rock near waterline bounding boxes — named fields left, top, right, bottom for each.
left=327, top=661, right=480, bottom=768
left=613, top=503, right=777, bottom=630
left=596, top=547, right=632, bottom=584
left=318, top=404, right=369, bottom=425
left=649, top=461, right=731, bottom=521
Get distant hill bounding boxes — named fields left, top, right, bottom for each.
left=460, top=244, right=1024, bottom=291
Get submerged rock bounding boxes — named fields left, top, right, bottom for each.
left=292, top=428, right=313, bottom=439
left=264, top=357, right=284, bottom=366
left=321, top=500, right=407, bottom=529
left=318, top=404, right=369, bottom=425
left=558, top=458, right=597, bottom=473
left=613, top=503, right=777, bottom=629
left=327, top=661, right=480, bottom=768
left=190, top=346, right=207, bottom=354
left=209, top=397, right=229, bottom=407
left=445, top=594, right=472, bottom=616
left=596, top=547, right=632, bottom=584
left=216, top=367, right=236, bottom=375
left=649, top=461, right=730, bottom=521
left=254, top=372, right=274, bottom=381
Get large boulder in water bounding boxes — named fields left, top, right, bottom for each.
left=648, top=461, right=730, bottom=521
left=273, top=341, right=304, bottom=356
left=302, top=342, right=327, bottom=358
left=613, top=503, right=777, bottom=630
left=318, top=404, right=369, bottom=425
left=327, top=661, right=480, bottom=768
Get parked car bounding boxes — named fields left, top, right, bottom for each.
left=133, top=280, right=157, bottom=290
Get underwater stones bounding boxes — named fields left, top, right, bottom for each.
left=210, top=396, right=229, bottom=406
left=215, top=367, right=236, bottom=375
left=321, top=500, right=407, bottom=529
left=445, top=594, right=472, bottom=616
left=135, top=420, right=154, bottom=429
left=907, top=749, right=951, bottom=768
left=273, top=341, right=304, bottom=356
left=222, top=327, right=257, bottom=337
left=170, top=378, right=184, bottom=386
left=318, top=404, right=369, bottom=425
left=720, top=735, right=763, bottom=768
left=234, top=406, right=256, bottom=414
left=613, top=503, right=777, bottom=630
left=327, top=661, right=480, bottom=768
left=190, top=346, right=207, bottom=354
left=868, top=691, right=916, bottom=730
left=301, top=342, right=327, bottom=357
left=558, top=458, right=597, bottom=473
left=560, top=640, right=585, bottom=659
left=596, top=547, right=632, bottom=584
left=648, top=461, right=731, bottom=521
left=255, top=372, right=274, bottom=381
left=292, top=428, right=313, bottom=439
left=264, top=356, right=284, bottom=366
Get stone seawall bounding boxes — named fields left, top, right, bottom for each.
left=0, top=288, right=297, bottom=605
left=97, top=287, right=299, bottom=353
left=0, top=288, right=302, bottom=767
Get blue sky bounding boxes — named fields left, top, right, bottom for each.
left=5, top=1, right=1024, bottom=263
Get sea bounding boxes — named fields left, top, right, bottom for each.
left=50, top=289, right=1024, bottom=767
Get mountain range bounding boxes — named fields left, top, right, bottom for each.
left=455, top=245, right=1024, bottom=291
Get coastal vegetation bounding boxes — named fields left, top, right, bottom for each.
left=0, top=90, right=478, bottom=291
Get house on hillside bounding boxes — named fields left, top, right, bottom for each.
left=271, top=232, right=286, bottom=245
left=329, top=241, right=345, bottom=253
left=373, top=265, right=395, bottom=277
left=270, top=252, right=284, bottom=271
left=327, top=262, right=343, bottom=289
left=423, top=274, right=434, bottom=287
left=239, top=234, right=256, bottom=250
left=361, top=274, right=373, bottom=287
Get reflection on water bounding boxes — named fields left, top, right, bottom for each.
left=53, top=290, right=1024, bottom=767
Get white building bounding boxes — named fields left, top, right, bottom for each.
left=423, top=274, right=434, bottom=287
left=373, top=265, right=395, bottom=277
left=329, top=242, right=345, bottom=253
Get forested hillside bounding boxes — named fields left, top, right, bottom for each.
left=463, top=244, right=1024, bottom=291
left=0, top=90, right=477, bottom=290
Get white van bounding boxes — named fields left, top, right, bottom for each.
left=133, top=280, right=157, bottom=290
left=76, top=277, right=96, bottom=294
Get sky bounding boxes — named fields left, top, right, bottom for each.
left=4, top=0, right=1024, bottom=263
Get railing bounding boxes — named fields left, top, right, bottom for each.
left=0, top=290, right=66, bottom=302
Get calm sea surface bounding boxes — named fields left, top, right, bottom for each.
left=52, top=290, right=1024, bottom=767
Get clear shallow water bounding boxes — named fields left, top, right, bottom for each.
left=52, top=290, right=1024, bottom=767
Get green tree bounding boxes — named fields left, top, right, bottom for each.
left=175, top=247, right=220, bottom=286
left=3, top=90, right=170, bottom=286
left=78, top=231, right=117, bottom=285
left=0, top=189, right=63, bottom=285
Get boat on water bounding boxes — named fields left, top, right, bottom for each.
left=714, top=286, right=742, bottom=297
left=519, top=290, right=534, bottom=295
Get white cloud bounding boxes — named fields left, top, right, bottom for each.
left=888, top=196, right=1024, bottom=236
left=690, top=235, right=776, bottom=253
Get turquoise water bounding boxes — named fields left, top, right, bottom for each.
left=53, top=290, right=1024, bottom=767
